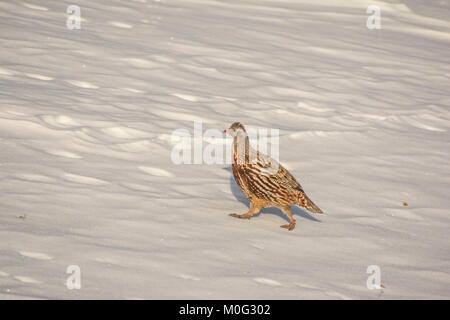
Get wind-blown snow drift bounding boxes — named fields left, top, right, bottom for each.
left=0, top=0, right=449, bottom=299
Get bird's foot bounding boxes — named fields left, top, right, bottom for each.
left=229, top=213, right=254, bottom=219
left=280, top=219, right=296, bottom=231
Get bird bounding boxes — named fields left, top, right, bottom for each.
left=224, top=122, right=323, bottom=231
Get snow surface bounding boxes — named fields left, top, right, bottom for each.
left=0, top=0, right=449, bottom=299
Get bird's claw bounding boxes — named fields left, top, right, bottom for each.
left=229, top=213, right=252, bottom=220
left=280, top=220, right=296, bottom=231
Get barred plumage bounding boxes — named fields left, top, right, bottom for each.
left=225, top=122, right=323, bottom=231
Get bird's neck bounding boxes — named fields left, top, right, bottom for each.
left=233, top=133, right=250, bottom=164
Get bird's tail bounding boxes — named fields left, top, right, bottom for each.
left=300, top=195, right=323, bottom=214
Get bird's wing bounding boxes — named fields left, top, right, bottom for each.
left=253, top=150, right=304, bottom=191
left=274, top=164, right=304, bottom=192
left=239, top=152, right=304, bottom=204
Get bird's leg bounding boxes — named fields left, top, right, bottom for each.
left=229, top=202, right=261, bottom=220
left=279, top=205, right=296, bottom=231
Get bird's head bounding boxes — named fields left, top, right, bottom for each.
left=223, top=122, right=247, bottom=138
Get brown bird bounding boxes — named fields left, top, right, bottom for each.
left=224, top=122, right=323, bottom=231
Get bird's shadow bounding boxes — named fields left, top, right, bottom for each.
left=224, top=167, right=321, bottom=223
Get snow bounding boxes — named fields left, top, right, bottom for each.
left=0, top=0, right=449, bottom=299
